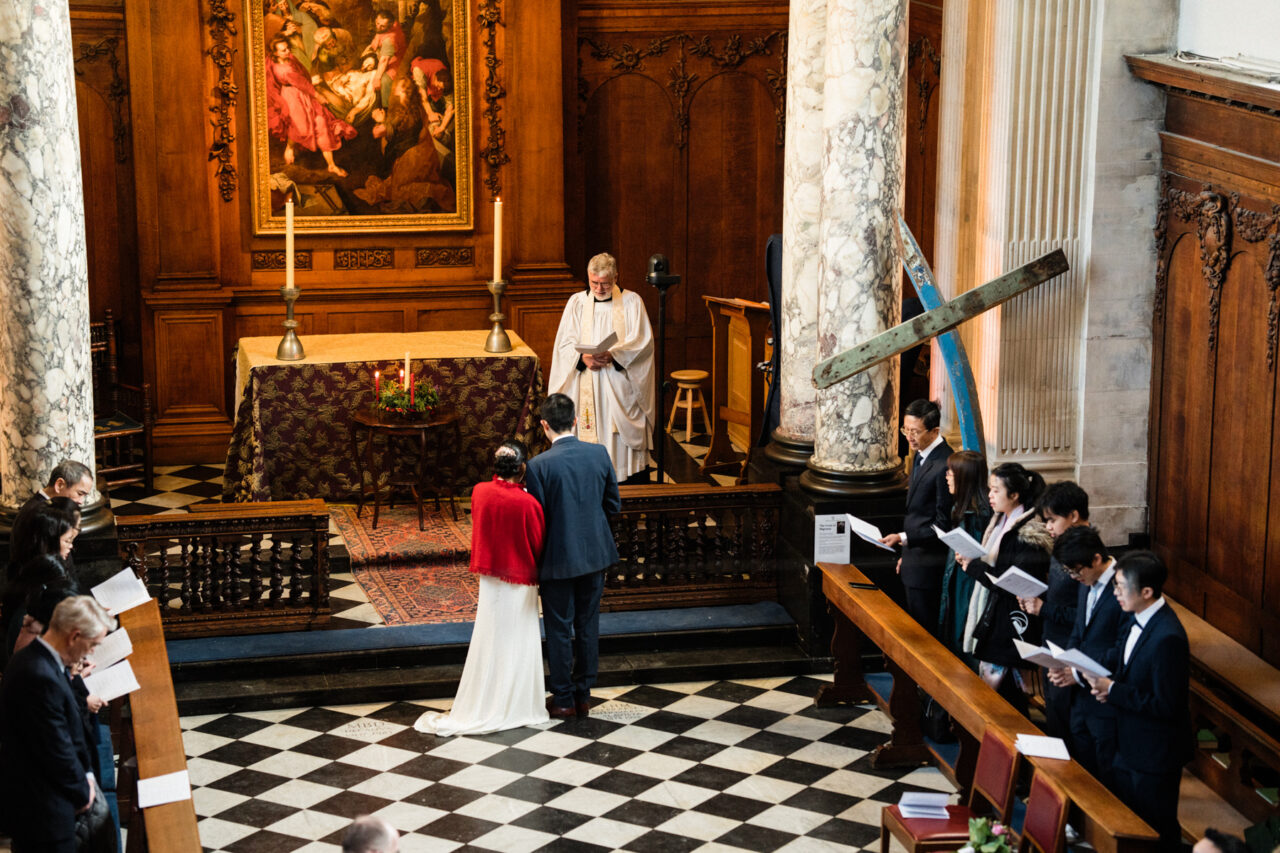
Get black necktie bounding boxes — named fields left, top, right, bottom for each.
left=911, top=452, right=924, bottom=481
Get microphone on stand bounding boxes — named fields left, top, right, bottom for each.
left=646, top=254, right=680, bottom=485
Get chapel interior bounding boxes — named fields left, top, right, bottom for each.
left=1, top=0, right=1279, bottom=849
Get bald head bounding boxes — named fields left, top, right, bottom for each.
left=342, top=816, right=398, bottom=853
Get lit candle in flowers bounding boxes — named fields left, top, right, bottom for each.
left=374, top=369, right=381, bottom=398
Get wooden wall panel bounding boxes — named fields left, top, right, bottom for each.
left=1206, top=254, right=1271, bottom=601
left=1152, top=235, right=1212, bottom=588
left=153, top=312, right=226, bottom=419
left=1134, top=60, right=1280, bottom=665
left=327, top=311, right=406, bottom=335
left=416, top=305, right=491, bottom=332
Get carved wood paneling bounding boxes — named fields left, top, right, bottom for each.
left=415, top=247, right=475, bottom=267
left=153, top=311, right=227, bottom=420
left=477, top=0, right=509, bottom=200
left=206, top=0, right=237, bottom=201
left=73, top=36, right=130, bottom=163
left=252, top=251, right=313, bottom=271
left=334, top=249, right=395, bottom=270
left=1142, top=68, right=1280, bottom=664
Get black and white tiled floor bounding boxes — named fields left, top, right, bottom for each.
left=182, top=675, right=955, bottom=852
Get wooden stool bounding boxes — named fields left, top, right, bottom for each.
left=666, top=369, right=711, bottom=441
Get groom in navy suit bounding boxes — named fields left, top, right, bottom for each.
left=1083, top=550, right=1191, bottom=851
left=525, top=393, right=621, bottom=719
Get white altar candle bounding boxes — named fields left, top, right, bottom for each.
left=493, top=197, right=503, bottom=282
left=285, top=198, right=295, bottom=290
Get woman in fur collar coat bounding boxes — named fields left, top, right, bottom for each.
left=957, top=462, right=1053, bottom=715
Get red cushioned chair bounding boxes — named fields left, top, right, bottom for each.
left=1018, top=773, right=1070, bottom=853
left=880, top=728, right=1020, bottom=853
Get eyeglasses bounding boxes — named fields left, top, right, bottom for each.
left=1063, top=565, right=1086, bottom=579
left=901, top=427, right=934, bottom=438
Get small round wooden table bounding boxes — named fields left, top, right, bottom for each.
left=350, top=408, right=461, bottom=530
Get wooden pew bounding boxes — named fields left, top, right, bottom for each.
left=818, top=561, right=1159, bottom=853
left=117, top=598, right=201, bottom=851
left=1168, top=600, right=1279, bottom=838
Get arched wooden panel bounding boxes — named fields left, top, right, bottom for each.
left=1153, top=232, right=1213, bottom=581
left=77, top=81, right=122, bottom=327
left=1206, top=252, right=1271, bottom=604
left=581, top=74, right=681, bottom=301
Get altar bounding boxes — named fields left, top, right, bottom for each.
left=223, top=331, right=542, bottom=502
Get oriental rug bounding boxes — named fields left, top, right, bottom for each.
left=330, top=503, right=477, bottom=625
left=352, top=560, right=479, bottom=625
left=329, top=503, right=472, bottom=568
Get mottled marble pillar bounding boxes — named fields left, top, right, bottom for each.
left=800, top=0, right=908, bottom=496
left=0, top=1, right=96, bottom=508
left=766, top=0, right=827, bottom=469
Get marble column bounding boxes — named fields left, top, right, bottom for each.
left=766, top=0, right=827, bottom=469
left=800, top=0, right=909, bottom=496
left=0, top=1, right=97, bottom=510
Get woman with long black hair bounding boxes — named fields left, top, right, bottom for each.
left=957, top=462, right=1053, bottom=714
left=937, top=451, right=991, bottom=663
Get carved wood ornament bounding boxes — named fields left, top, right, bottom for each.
left=477, top=0, right=509, bottom=200
left=907, top=35, right=941, bottom=158
left=73, top=37, right=131, bottom=163
left=579, top=31, right=788, bottom=150
left=252, top=251, right=313, bottom=271
left=207, top=0, right=238, bottom=201
left=415, top=247, right=475, bottom=267
left=1155, top=173, right=1280, bottom=368
left=334, top=249, right=395, bottom=270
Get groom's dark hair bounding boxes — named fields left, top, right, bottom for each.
left=541, top=393, right=576, bottom=433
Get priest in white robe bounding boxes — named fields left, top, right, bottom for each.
left=546, top=252, right=656, bottom=483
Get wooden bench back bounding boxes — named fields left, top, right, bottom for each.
left=116, top=599, right=201, bottom=849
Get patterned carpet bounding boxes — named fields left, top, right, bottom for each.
left=328, top=503, right=472, bottom=568
left=354, top=561, right=480, bottom=625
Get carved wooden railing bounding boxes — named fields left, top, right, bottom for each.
left=605, top=483, right=781, bottom=610
left=116, top=500, right=330, bottom=637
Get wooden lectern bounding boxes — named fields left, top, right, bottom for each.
left=701, top=296, right=771, bottom=483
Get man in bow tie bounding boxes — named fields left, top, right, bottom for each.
left=1083, top=551, right=1191, bottom=851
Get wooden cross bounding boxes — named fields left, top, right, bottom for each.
left=811, top=221, right=1069, bottom=450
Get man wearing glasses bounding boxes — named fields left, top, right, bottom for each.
left=879, top=399, right=953, bottom=633
left=1043, top=526, right=1124, bottom=786
left=1082, top=551, right=1191, bottom=851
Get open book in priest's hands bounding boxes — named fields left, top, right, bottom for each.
left=574, top=331, right=618, bottom=355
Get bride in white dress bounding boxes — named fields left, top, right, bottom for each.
left=415, top=441, right=550, bottom=736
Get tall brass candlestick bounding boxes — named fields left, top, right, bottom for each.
left=485, top=279, right=512, bottom=353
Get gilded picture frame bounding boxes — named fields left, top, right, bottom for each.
left=247, top=0, right=473, bottom=234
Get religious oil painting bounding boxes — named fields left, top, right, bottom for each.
left=247, top=0, right=472, bottom=233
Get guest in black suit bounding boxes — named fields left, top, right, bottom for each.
left=879, top=399, right=954, bottom=633
left=1044, top=526, right=1124, bottom=784
left=0, top=595, right=115, bottom=852
left=4, top=504, right=84, bottom=664
left=6, top=459, right=93, bottom=574
left=1015, top=481, right=1086, bottom=738
left=524, top=394, right=621, bottom=719
left=1084, top=551, right=1191, bottom=851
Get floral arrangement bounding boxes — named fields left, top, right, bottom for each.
left=375, top=376, right=440, bottom=416
left=958, top=818, right=1013, bottom=853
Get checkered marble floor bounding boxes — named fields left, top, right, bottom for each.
left=183, top=675, right=956, bottom=853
